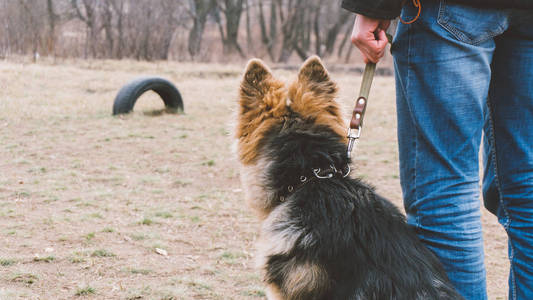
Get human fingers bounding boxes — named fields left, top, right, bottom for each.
left=350, top=15, right=389, bottom=63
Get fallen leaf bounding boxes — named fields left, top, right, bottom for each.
left=155, top=248, right=168, bottom=256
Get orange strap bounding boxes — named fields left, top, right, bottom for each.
left=399, top=0, right=421, bottom=24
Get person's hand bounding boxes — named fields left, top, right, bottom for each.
left=350, top=14, right=390, bottom=63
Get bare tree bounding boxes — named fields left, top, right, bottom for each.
left=214, top=0, right=244, bottom=57
left=101, top=0, right=114, bottom=57
left=322, top=4, right=352, bottom=57
left=1, top=1, right=13, bottom=57
left=19, top=0, right=47, bottom=61
left=0, top=0, right=362, bottom=63
left=71, top=0, right=100, bottom=58
left=188, top=0, right=215, bottom=59
left=157, top=0, right=181, bottom=60
left=105, top=0, right=124, bottom=58
left=244, top=0, right=253, bottom=53
left=46, top=0, right=59, bottom=56
left=257, top=0, right=277, bottom=60
left=277, top=0, right=308, bottom=62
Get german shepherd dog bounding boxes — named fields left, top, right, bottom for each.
left=235, top=56, right=463, bottom=300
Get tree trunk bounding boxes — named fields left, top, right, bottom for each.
left=277, top=0, right=306, bottom=62
left=71, top=0, right=98, bottom=58
left=324, top=10, right=351, bottom=57
left=217, top=0, right=244, bottom=57
left=102, top=1, right=114, bottom=58
left=245, top=0, right=252, bottom=53
left=268, top=0, right=277, bottom=59
left=337, top=22, right=353, bottom=58
left=313, top=3, right=321, bottom=56
left=188, top=0, right=214, bottom=59
left=108, top=0, right=125, bottom=59
left=46, top=0, right=57, bottom=56
left=159, top=27, right=175, bottom=60
left=139, top=6, right=151, bottom=60
left=257, top=0, right=276, bottom=60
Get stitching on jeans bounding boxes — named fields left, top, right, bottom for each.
left=437, top=0, right=506, bottom=46
left=392, top=20, right=418, bottom=227
left=395, top=9, right=419, bottom=228
left=486, top=96, right=516, bottom=299
left=404, top=15, right=420, bottom=228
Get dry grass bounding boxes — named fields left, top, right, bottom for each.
left=0, top=58, right=508, bottom=299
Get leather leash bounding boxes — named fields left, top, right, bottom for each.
left=347, top=62, right=375, bottom=158
left=347, top=33, right=393, bottom=159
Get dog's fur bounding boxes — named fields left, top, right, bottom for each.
left=235, top=56, right=463, bottom=300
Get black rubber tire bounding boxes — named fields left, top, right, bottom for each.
left=112, top=77, right=184, bottom=115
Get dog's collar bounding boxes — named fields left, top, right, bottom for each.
left=278, top=164, right=350, bottom=202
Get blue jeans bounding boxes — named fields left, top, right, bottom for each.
left=392, top=1, right=533, bottom=299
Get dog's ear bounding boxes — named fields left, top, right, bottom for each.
left=237, top=59, right=287, bottom=164
left=288, top=56, right=346, bottom=140
left=240, top=59, right=271, bottom=101
left=239, top=59, right=286, bottom=115
left=296, top=56, right=337, bottom=96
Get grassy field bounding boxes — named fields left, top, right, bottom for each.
left=0, top=58, right=508, bottom=299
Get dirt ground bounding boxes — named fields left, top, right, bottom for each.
left=0, top=58, right=509, bottom=299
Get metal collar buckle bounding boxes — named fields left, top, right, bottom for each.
left=313, top=164, right=351, bottom=179
left=313, top=167, right=335, bottom=179
left=280, top=164, right=350, bottom=202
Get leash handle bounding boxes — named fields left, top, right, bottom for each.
left=347, top=33, right=393, bottom=158
left=350, top=63, right=375, bottom=130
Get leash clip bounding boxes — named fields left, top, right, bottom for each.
left=347, top=126, right=362, bottom=158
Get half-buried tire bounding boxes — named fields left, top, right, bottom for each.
left=112, top=77, right=184, bottom=115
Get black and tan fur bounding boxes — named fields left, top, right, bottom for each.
left=235, top=56, right=463, bottom=300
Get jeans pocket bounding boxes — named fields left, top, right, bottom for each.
left=437, top=0, right=508, bottom=45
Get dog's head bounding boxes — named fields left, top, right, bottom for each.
left=235, top=56, right=347, bottom=217
left=236, top=56, right=346, bottom=165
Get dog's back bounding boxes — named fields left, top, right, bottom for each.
left=235, top=56, right=463, bottom=299
left=262, top=123, right=462, bottom=299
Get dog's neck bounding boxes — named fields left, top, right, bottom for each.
left=276, top=163, right=351, bottom=203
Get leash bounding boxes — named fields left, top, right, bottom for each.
left=347, top=33, right=393, bottom=159
left=347, top=62, right=375, bottom=158
left=347, top=0, right=420, bottom=158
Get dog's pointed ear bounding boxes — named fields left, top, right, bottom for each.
left=288, top=56, right=346, bottom=140
left=239, top=59, right=285, bottom=113
left=237, top=59, right=287, bottom=164
left=240, top=59, right=272, bottom=106
left=297, top=56, right=337, bottom=96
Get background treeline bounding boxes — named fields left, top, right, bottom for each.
left=0, top=0, right=368, bottom=63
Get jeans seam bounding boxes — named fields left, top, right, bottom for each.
left=486, top=95, right=516, bottom=299
left=405, top=19, right=420, bottom=228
